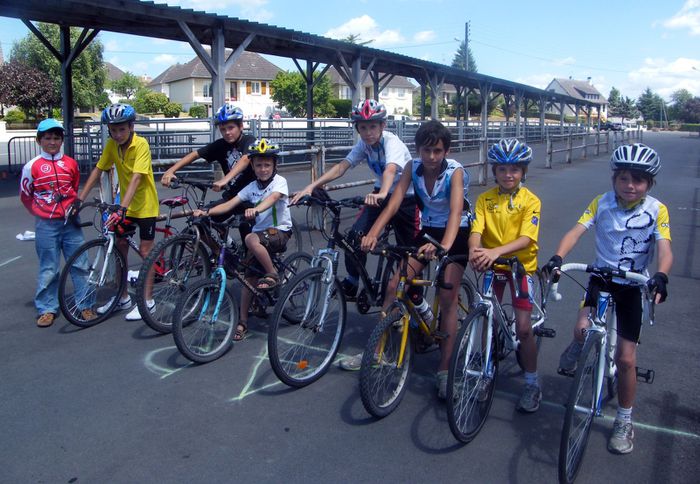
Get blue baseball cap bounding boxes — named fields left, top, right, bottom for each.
left=37, top=118, right=65, bottom=134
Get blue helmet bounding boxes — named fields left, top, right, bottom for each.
left=487, top=138, right=532, bottom=165
left=214, top=103, right=244, bottom=125
left=102, top=103, right=136, bottom=124
left=37, top=118, right=64, bottom=135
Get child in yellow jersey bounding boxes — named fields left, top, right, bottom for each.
left=469, top=138, right=542, bottom=413
left=544, top=143, right=672, bottom=455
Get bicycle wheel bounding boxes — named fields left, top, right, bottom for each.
left=172, top=278, right=238, bottom=364
left=59, top=238, right=126, bottom=327
left=135, top=233, right=211, bottom=334
left=457, top=279, right=478, bottom=325
left=559, top=331, right=603, bottom=484
left=359, top=306, right=413, bottom=418
left=446, top=306, right=498, bottom=443
left=268, top=267, right=346, bottom=387
left=288, top=217, right=304, bottom=253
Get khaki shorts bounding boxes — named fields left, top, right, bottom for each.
left=243, top=228, right=291, bottom=277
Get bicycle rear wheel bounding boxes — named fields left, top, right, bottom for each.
left=359, top=306, right=413, bottom=418
left=268, top=267, right=346, bottom=387
left=559, top=331, right=603, bottom=484
left=135, top=233, right=212, bottom=334
left=446, top=306, right=498, bottom=443
left=59, top=238, right=126, bottom=327
left=172, top=278, right=238, bottom=363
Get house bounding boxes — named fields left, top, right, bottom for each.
left=545, top=77, right=608, bottom=119
left=148, top=51, right=282, bottom=117
left=326, top=67, right=415, bottom=116
left=105, top=62, right=126, bottom=103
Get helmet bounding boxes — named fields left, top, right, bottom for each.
left=487, top=138, right=532, bottom=165
left=610, top=143, right=660, bottom=175
left=351, top=99, right=387, bottom=122
left=37, top=118, right=64, bottom=135
left=102, top=103, right=136, bottom=124
left=214, top=103, right=244, bottom=125
left=248, top=138, right=280, bottom=159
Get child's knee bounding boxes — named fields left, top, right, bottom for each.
left=244, top=233, right=261, bottom=247
left=615, top=348, right=636, bottom=371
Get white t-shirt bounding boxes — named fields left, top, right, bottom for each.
left=237, top=174, right=292, bottom=232
left=345, top=130, right=413, bottom=194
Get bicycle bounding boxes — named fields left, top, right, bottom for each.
left=171, top=214, right=311, bottom=364
left=358, top=237, right=477, bottom=418
left=445, top=257, right=556, bottom=443
left=266, top=194, right=399, bottom=388
left=555, top=264, right=654, bottom=484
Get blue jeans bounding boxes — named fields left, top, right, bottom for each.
left=34, top=217, right=87, bottom=315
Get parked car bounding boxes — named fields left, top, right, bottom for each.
left=611, top=122, right=625, bottom=131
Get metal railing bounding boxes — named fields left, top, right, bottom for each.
left=545, top=127, right=643, bottom=168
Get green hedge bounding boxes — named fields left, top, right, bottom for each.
left=678, top=123, right=700, bottom=132
left=329, top=99, right=352, bottom=118
left=4, top=109, right=26, bottom=124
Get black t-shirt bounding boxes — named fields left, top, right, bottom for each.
left=197, top=134, right=256, bottom=190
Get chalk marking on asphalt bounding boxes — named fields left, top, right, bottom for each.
left=143, top=345, right=192, bottom=379
left=230, top=341, right=285, bottom=402
left=0, top=256, right=22, bottom=268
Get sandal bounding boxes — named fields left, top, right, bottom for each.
left=256, top=272, right=280, bottom=291
left=233, top=322, right=248, bottom=341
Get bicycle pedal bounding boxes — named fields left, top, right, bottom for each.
left=636, top=367, right=655, bottom=384
left=557, top=368, right=575, bottom=378
left=534, top=326, right=556, bottom=338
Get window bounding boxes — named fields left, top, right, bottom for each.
left=230, top=82, right=238, bottom=101
left=251, top=81, right=261, bottom=95
left=339, top=86, right=351, bottom=100
left=397, top=88, right=406, bottom=98
left=202, top=82, right=211, bottom=98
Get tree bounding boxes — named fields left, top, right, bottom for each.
left=636, top=87, right=664, bottom=122
left=132, top=89, right=169, bottom=114
left=0, top=60, right=60, bottom=117
left=669, top=88, right=694, bottom=121
left=679, top=97, right=700, bottom=123
left=270, top=71, right=334, bottom=117
left=110, top=72, right=144, bottom=100
left=618, top=96, right=639, bottom=122
left=342, top=34, right=373, bottom=46
left=10, top=22, right=106, bottom=111
left=607, top=87, right=622, bottom=117
left=451, top=41, right=478, bottom=72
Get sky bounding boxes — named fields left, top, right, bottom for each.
left=0, top=0, right=699, bottom=101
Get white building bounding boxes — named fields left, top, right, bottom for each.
left=326, top=67, right=416, bottom=116
left=545, top=77, right=608, bottom=119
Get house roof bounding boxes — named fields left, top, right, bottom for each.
left=549, top=78, right=608, bottom=104
left=105, top=62, right=125, bottom=82
left=149, top=50, right=281, bottom=86
left=326, top=67, right=416, bottom=89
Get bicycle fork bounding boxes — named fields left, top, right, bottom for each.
left=305, top=250, right=338, bottom=331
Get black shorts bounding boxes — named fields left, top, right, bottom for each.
left=243, top=228, right=292, bottom=277
left=118, top=216, right=157, bottom=241
left=419, top=226, right=471, bottom=266
left=583, top=277, right=643, bottom=342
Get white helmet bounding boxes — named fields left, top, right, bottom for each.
left=610, top=143, right=660, bottom=175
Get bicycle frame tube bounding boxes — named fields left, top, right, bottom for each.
left=96, top=235, right=115, bottom=286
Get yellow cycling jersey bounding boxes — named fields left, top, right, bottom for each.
left=471, top=186, right=541, bottom=273
left=97, top=133, right=159, bottom=218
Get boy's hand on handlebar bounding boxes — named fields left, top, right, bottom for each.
left=647, top=272, right=668, bottom=304
left=212, top=180, right=227, bottom=192
left=418, top=242, right=438, bottom=260
left=360, top=235, right=378, bottom=252
left=364, top=192, right=384, bottom=207
left=244, top=208, right=258, bottom=220
left=543, top=255, right=563, bottom=277
left=192, top=208, right=208, bottom=217
left=106, top=206, right=126, bottom=228
left=291, top=187, right=313, bottom=206
left=470, top=247, right=500, bottom=271
left=161, top=172, right=177, bottom=187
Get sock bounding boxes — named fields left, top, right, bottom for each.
left=524, top=371, right=539, bottom=387
left=147, top=299, right=155, bottom=307
left=120, top=295, right=130, bottom=303
left=616, top=406, right=633, bottom=424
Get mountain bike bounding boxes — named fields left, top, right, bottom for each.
left=171, top=214, right=311, bottom=364
left=556, top=264, right=654, bottom=484
left=446, top=257, right=555, bottom=443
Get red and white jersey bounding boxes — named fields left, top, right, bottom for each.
left=20, top=150, right=80, bottom=219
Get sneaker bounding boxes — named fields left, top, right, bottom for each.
left=125, top=301, right=156, bottom=321
left=36, top=313, right=55, bottom=328
left=339, top=352, right=363, bottom=371
left=81, top=308, right=98, bottom=321
left=340, top=279, right=358, bottom=300
left=608, top=420, right=634, bottom=454
left=436, top=370, right=449, bottom=400
left=558, top=340, right=584, bottom=374
left=517, top=383, right=542, bottom=413
left=97, top=296, right=132, bottom=315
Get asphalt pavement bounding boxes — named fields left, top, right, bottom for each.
left=0, top=131, right=698, bottom=483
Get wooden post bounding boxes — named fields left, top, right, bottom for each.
left=566, top=132, right=572, bottom=163
left=545, top=135, right=552, bottom=168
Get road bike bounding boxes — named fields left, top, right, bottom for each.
left=556, top=264, right=654, bottom=484
left=445, top=257, right=555, bottom=443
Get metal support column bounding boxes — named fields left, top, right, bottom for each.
left=515, top=91, right=523, bottom=138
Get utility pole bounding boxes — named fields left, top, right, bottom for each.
left=464, top=21, right=470, bottom=71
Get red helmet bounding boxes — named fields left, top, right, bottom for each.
left=350, top=99, right=387, bottom=122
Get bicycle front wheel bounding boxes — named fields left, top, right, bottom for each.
left=446, top=306, right=498, bottom=443
left=59, top=238, right=126, bottom=327
left=559, top=331, right=603, bottom=484
left=172, top=278, right=238, bottom=364
left=268, top=267, right=346, bottom=387
left=135, top=233, right=211, bottom=334
left=359, top=307, right=413, bottom=418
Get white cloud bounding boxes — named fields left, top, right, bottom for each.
left=552, top=56, right=576, bottom=66
left=626, top=57, right=700, bottom=99
left=662, top=0, right=700, bottom=35
left=514, top=73, right=557, bottom=90
left=413, top=31, right=436, bottom=43
left=324, top=15, right=405, bottom=47
left=154, top=54, right=177, bottom=64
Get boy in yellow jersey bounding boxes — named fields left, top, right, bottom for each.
left=469, top=138, right=542, bottom=413
left=76, top=103, right=159, bottom=321
left=544, top=143, right=672, bottom=454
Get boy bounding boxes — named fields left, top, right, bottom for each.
left=544, top=143, right=672, bottom=454
left=469, top=138, right=542, bottom=413
left=161, top=102, right=255, bottom=235
left=361, top=120, right=471, bottom=398
left=193, top=139, right=292, bottom=341
left=76, top=103, right=159, bottom=321
left=20, top=119, right=95, bottom=327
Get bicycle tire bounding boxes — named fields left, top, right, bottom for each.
left=457, top=279, right=478, bottom=326
left=446, top=306, right=498, bottom=443
left=135, top=233, right=212, bottom=334
left=268, top=267, right=346, bottom=387
left=75, top=200, right=105, bottom=232
left=288, top=216, right=304, bottom=253
left=359, top=305, right=413, bottom=418
left=172, top=278, right=238, bottom=364
left=58, top=237, right=126, bottom=327
left=558, top=331, right=603, bottom=484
